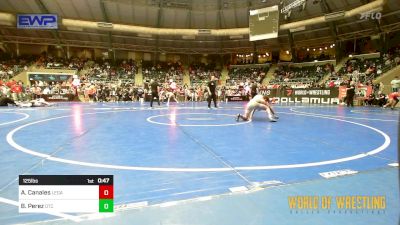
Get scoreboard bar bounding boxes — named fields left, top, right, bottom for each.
left=19, top=175, right=114, bottom=213
left=19, top=175, right=113, bottom=185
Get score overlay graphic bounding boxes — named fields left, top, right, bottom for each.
left=19, top=175, right=114, bottom=213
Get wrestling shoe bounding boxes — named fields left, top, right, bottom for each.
left=268, top=115, right=277, bottom=122
left=236, top=114, right=241, bottom=122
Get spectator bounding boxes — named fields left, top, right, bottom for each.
left=377, top=92, right=387, bottom=107
left=364, top=94, right=375, bottom=106
left=390, top=76, right=400, bottom=92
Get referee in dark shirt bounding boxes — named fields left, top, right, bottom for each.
left=250, top=80, right=258, bottom=99
left=346, top=81, right=355, bottom=107
left=207, top=75, right=218, bottom=108
left=149, top=79, right=160, bottom=108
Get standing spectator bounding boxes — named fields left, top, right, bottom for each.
left=42, top=86, right=51, bottom=95
left=328, top=80, right=335, bottom=88
left=137, top=86, right=144, bottom=105
left=11, top=82, right=23, bottom=101
left=32, top=85, right=42, bottom=99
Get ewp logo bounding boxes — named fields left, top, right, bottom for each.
left=17, top=14, right=58, bottom=29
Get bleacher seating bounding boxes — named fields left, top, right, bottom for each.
left=189, top=62, right=220, bottom=84
left=142, top=61, right=183, bottom=84
left=2, top=47, right=399, bottom=102
left=269, top=63, right=334, bottom=88
left=0, top=57, right=33, bottom=80
left=82, top=59, right=137, bottom=82
left=331, top=49, right=399, bottom=86
left=226, top=66, right=269, bottom=86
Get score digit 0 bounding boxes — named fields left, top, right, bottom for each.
left=99, top=185, right=113, bottom=199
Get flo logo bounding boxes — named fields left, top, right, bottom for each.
left=360, top=11, right=382, bottom=20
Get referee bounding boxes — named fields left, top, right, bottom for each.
left=149, top=79, right=160, bottom=108
left=207, top=75, right=218, bottom=109
left=250, top=80, right=258, bottom=99
left=346, top=81, right=355, bottom=107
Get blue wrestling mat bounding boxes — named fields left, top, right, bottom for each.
left=0, top=102, right=398, bottom=224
